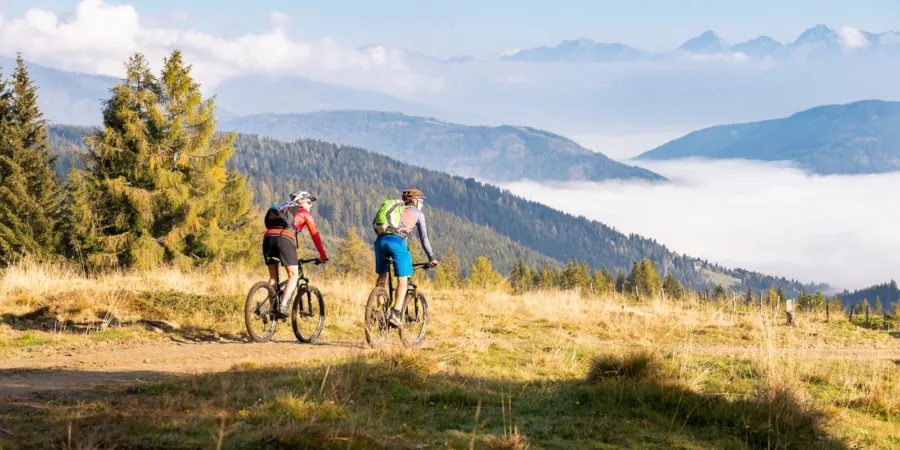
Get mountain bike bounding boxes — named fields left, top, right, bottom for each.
left=245, top=258, right=325, bottom=344
left=364, top=258, right=431, bottom=348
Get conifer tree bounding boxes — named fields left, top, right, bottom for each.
left=831, top=295, right=842, bottom=313
left=767, top=287, right=778, bottom=305
left=468, top=255, right=505, bottom=290
left=590, top=269, right=607, bottom=296
left=640, top=258, right=661, bottom=297
left=335, top=226, right=373, bottom=276
left=874, top=296, right=883, bottom=314
left=713, top=284, right=726, bottom=301
left=600, top=266, right=614, bottom=291
left=624, top=261, right=642, bottom=296
left=662, top=273, right=683, bottom=300
left=509, top=258, right=534, bottom=294
left=64, top=51, right=259, bottom=270
left=0, top=53, right=62, bottom=264
left=433, top=246, right=462, bottom=289
left=745, top=287, right=754, bottom=305
left=539, top=263, right=555, bottom=290
left=615, top=268, right=626, bottom=293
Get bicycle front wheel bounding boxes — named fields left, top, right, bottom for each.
left=399, top=292, right=428, bottom=347
left=245, top=281, right=278, bottom=343
left=292, top=285, right=325, bottom=343
left=364, top=286, right=391, bottom=348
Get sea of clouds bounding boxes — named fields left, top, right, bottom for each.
left=501, top=158, right=900, bottom=292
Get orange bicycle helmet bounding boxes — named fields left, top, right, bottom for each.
left=402, top=188, right=425, bottom=201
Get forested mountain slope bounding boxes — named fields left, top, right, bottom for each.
left=220, top=110, right=665, bottom=183
left=636, top=100, right=900, bottom=175
left=839, top=280, right=899, bottom=310
left=48, top=125, right=828, bottom=295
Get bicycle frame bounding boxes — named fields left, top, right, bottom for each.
left=271, top=258, right=318, bottom=311
left=383, top=258, right=428, bottom=311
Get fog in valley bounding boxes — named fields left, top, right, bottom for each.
left=501, top=158, right=900, bottom=291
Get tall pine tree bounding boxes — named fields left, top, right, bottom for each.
left=65, top=51, right=259, bottom=270
left=662, top=273, right=683, bottom=300
left=0, top=53, right=62, bottom=264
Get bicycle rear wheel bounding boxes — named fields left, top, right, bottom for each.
left=399, top=292, right=428, bottom=347
left=245, top=281, right=278, bottom=342
left=364, top=286, right=391, bottom=348
left=292, top=285, right=325, bottom=343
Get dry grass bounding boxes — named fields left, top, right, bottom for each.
left=1, top=261, right=899, bottom=448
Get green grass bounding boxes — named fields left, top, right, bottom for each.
left=702, top=269, right=741, bottom=289
left=0, top=331, right=57, bottom=349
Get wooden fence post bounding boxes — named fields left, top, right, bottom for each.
left=865, top=305, right=870, bottom=328
left=826, top=303, right=829, bottom=322
left=785, top=299, right=796, bottom=326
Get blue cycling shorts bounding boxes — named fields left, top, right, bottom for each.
left=374, top=234, right=413, bottom=277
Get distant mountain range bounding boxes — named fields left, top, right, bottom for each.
left=501, top=38, right=659, bottom=63
left=634, top=100, right=900, bottom=175
left=499, top=24, right=900, bottom=63
left=0, top=55, right=476, bottom=128
left=220, top=110, right=665, bottom=183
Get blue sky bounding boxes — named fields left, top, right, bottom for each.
left=1, top=0, right=898, bottom=57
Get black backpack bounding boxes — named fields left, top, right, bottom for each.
left=264, top=201, right=300, bottom=230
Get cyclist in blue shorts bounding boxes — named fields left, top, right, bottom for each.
left=371, top=188, right=438, bottom=327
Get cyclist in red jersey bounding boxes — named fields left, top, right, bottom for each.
left=262, top=190, right=328, bottom=316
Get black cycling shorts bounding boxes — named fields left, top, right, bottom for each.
left=262, top=234, right=298, bottom=266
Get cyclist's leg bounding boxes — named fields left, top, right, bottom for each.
left=373, top=236, right=390, bottom=288
left=276, top=235, right=300, bottom=313
left=262, top=236, right=280, bottom=287
left=387, top=239, right=413, bottom=316
left=281, top=265, right=300, bottom=311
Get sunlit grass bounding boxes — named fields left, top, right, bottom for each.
left=0, top=261, right=898, bottom=448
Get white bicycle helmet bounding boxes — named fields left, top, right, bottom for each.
left=290, top=190, right=316, bottom=203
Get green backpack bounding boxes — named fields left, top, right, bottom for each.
left=372, top=199, right=407, bottom=236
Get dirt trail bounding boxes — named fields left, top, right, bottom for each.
left=2, top=338, right=897, bottom=401
left=0, top=338, right=367, bottom=399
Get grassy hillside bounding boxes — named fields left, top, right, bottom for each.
left=47, top=125, right=829, bottom=296
left=636, top=99, right=900, bottom=175
left=1, top=262, right=897, bottom=448
left=220, top=110, right=666, bottom=183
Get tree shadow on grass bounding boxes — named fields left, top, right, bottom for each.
left=0, top=350, right=849, bottom=450
left=1, top=303, right=247, bottom=344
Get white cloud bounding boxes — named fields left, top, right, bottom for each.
left=0, top=0, right=442, bottom=95
left=679, top=51, right=750, bottom=62
left=269, top=11, right=289, bottom=28
left=838, top=26, right=869, bottom=49
left=500, top=159, right=900, bottom=291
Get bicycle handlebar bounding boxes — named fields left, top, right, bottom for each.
left=412, top=262, right=433, bottom=269
left=299, top=258, right=324, bottom=264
